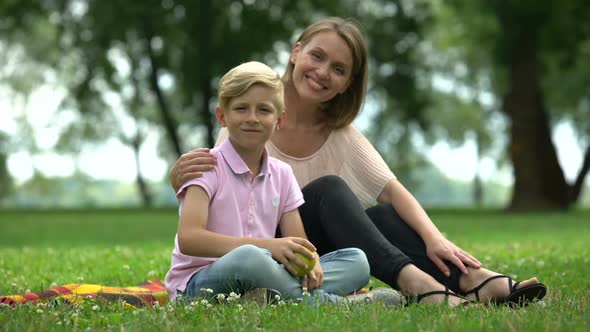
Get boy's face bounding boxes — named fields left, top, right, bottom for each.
left=216, top=84, right=284, bottom=154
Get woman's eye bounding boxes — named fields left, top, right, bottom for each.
left=311, top=52, right=321, bottom=60
left=335, top=66, right=345, bottom=75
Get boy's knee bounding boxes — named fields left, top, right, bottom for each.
left=227, top=245, right=274, bottom=272
left=341, top=248, right=371, bottom=285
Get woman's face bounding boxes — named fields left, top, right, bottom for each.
left=289, top=31, right=353, bottom=105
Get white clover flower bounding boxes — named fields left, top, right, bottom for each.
left=56, top=321, right=62, bottom=325
left=77, top=276, right=84, bottom=282
left=147, top=270, right=157, bottom=277
left=206, top=303, right=212, bottom=308
left=123, top=265, right=130, bottom=270
left=229, top=292, right=240, bottom=299
left=237, top=304, right=243, bottom=311
left=92, top=305, right=100, bottom=311
left=132, top=310, right=139, bottom=316
left=278, top=300, right=286, bottom=306
left=50, top=282, right=58, bottom=288
left=200, top=299, right=209, bottom=305
left=216, top=294, right=226, bottom=301
left=36, top=309, right=44, bottom=314
left=274, top=294, right=281, bottom=301
left=301, top=287, right=310, bottom=296
left=537, top=260, right=545, bottom=267
left=189, top=301, right=198, bottom=307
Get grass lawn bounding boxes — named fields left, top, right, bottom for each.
left=0, top=208, right=588, bottom=331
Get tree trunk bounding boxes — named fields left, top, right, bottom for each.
left=502, top=29, right=570, bottom=211
left=197, top=0, right=215, bottom=148
left=570, top=146, right=590, bottom=204
left=131, top=133, right=153, bottom=207
left=472, top=132, right=483, bottom=206
left=143, top=18, right=183, bottom=157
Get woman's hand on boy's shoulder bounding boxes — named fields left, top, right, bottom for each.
left=170, top=147, right=217, bottom=191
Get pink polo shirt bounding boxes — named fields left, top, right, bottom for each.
left=165, top=139, right=305, bottom=299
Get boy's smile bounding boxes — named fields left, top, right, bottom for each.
left=216, top=84, right=284, bottom=161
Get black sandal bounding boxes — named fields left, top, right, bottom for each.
left=404, top=287, right=470, bottom=307
left=461, top=275, right=547, bottom=307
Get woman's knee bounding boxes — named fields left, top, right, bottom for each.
left=306, top=175, right=348, bottom=192
left=302, top=176, right=356, bottom=205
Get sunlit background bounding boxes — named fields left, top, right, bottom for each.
left=1, top=0, right=589, bottom=210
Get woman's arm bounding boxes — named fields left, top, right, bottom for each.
left=170, top=149, right=217, bottom=193
left=170, top=129, right=230, bottom=192
left=377, top=179, right=482, bottom=276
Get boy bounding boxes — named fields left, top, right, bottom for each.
left=165, top=61, right=382, bottom=304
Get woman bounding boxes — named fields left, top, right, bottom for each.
left=169, top=17, right=546, bottom=306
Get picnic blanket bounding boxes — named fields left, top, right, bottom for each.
left=0, top=279, right=168, bottom=307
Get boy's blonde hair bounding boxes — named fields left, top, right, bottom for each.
left=218, top=61, right=285, bottom=113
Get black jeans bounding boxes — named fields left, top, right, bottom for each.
left=297, top=175, right=462, bottom=292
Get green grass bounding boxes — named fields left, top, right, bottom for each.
left=0, top=208, right=589, bottom=331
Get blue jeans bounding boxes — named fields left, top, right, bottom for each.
left=183, top=244, right=369, bottom=304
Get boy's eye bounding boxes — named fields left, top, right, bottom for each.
left=311, top=51, right=321, bottom=60
left=259, top=107, right=273, bottom=113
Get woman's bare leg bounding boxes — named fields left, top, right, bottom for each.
left=396, top=264, right=465, bottom=306
left=459, top=267, right=540, bottom=303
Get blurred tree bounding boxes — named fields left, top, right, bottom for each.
left=0, top=135, right=13, bottom=204
left=429, top=0, right=590, bottom=210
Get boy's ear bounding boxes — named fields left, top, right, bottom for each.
left=215, top=106, right=226, bottom=127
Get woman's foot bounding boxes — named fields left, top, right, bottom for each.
left=397, top=265, right=467, bottom=307
left=460, top=267, right=542, bottom=304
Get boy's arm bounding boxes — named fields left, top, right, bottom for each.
left=279, top=209, right=323, bottom=289
left=177, top=186, right=276, bottom=257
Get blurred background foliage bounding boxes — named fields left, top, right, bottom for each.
left=0, top=0, right=589, bottom=211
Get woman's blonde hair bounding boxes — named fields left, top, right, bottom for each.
left=218, top=61, right=285, bottom=113
left=283, top=17, right=368, bottom=128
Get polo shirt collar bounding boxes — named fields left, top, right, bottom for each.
left=219, top=138, right=270, bottom=176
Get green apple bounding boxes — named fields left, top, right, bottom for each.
left=291, top=248, right=316, bottom=277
